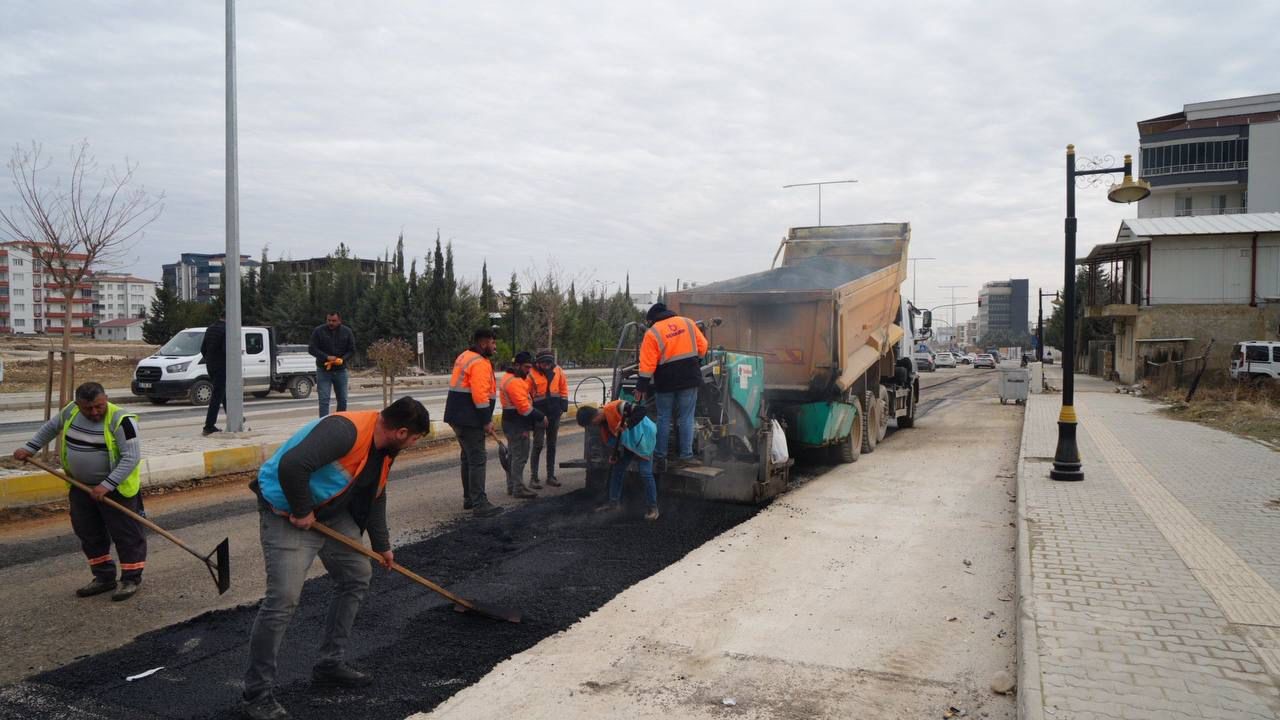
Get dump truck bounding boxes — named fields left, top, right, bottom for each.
left=564, top=222, right=927, bottom=504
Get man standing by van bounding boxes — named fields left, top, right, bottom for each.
left=309, top=312, right=356, bottom=417
left=200, top=315, right=227, bottom=436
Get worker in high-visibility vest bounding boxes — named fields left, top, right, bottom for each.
left=443, top=328, right=503, bottom=518
left=498, top=351, right=546, bottom=499
left=528, top=349, right=569, bottom=488
left=12, top=382, right=146, bottom=602
left=635, top=303, right=708, bottom=468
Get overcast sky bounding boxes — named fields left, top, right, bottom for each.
left=3, top=1, right=1277, bottom=323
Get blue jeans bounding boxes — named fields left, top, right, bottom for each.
left=316, top=368, right=349, bottom=417
left=608, top=448, right=657, bottom=509
left=654, top=387, right=697, bottom=459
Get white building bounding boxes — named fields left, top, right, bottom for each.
left=0, top=243, right=35, bottom=334
left=91, top=274, right=157, bottom=323
left=0, top=241, right=94, bottom=335
left=94, top=317, right=146, bottom=342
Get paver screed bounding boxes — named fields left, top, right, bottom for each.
left=1018, top=375, right=1280, bottom=719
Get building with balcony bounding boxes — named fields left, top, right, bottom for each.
left=90, top=274, right=157, bottom=323
left=163, top=253, right=259, bottom=303
left=264, top=255, right=393, bottom=289
left=0, top=241, right=94, bottom=335
left=976, top=279, right=1029, bottom=341
left=1137, top=93, right=1280, bottom=219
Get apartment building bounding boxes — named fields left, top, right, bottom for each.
left=976, top=279, right=1029, bottom=340
left=163, top=253, right=259, bottom=303
left=0, top=241, right=94, bottom=335
left=90, top=274, right=157, bottom=323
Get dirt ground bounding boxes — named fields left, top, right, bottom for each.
left=0, top=335, right=153, bottom=394
left=1159, top=381, right=1280, bottom=448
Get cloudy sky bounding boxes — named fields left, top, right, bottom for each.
left=3, top=1, right=1277, bottom=323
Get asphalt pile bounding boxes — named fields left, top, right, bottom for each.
left=0, top=491, right=757, bottom=720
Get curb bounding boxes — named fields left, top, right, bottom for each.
left=0, top=420, right=461, bottom=509
left=1014, top=405, right=1045, bottom=720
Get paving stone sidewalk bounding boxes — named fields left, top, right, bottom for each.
left=1018, top=371, right=1280, bottom=719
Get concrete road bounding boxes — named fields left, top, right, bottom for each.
left=418, top=366, right=1020, bottom=719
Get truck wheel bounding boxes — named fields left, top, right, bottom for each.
left=876, top=386, right=890, bottom=443
left=251, top=390, right=271, bottom=399
left=861, top=390, right=879, bottom=454
left=288, top=375, right=314, bottom=399
left=189, top=380, right=213, bottom=406
left=897, top=382, right=917, bottom=428
left=832, top=397, right=863, bottom=464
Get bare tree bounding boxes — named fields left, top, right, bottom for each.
left=522, top=260, right=588, bottom=351
left=0, top=141, right=164, bottom=404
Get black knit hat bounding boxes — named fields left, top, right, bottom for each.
left=536, top=349, right=555, bottom=364
left=646, top=302, right=669, bottom=323
left=514, top=351, right=534, bottom=365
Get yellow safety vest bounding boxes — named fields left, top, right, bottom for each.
left=59, top=402, right=141, bottom=498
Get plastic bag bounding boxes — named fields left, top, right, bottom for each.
left=769, top=419, right=789, bottom=464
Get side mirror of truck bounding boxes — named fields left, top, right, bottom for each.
left=921, top=310, right=932, bottom=329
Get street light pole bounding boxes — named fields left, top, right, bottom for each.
left=1037, top=289, right=1059, bottom=363
left=908, top=257, right=936, bottom=306
left=782, top=179, right=858, bottom=225
left=223, top=0, right=244, bottom=433
left=1051, top=145, right=1150, bottom=482
left=939, top=285, right=967, bottom=346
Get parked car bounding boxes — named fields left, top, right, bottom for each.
left=973, top=353, right=996, bottom=369
left=1230, top=341, right=1280, bottom=381
left=913, top=352, right=936, bottom=372
left=133, top=326, right=317, bottom=405
left=934, top=352, right=957, bottom=368
left=957, top=353, right=972, bottom=365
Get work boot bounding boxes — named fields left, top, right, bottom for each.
left=312, top=660, right=372, bottom=689
left=472, top=502, right=504, bottom=518
left=513, top=486, right=538, bottom=499
left=463, top=500, right=474, bottom=511
left=528, top=479, right=543, bottom=490
left=644, top=507, right=661, bottom=522
left=202, top=426, right=222, bottom=437
left=75, top=577, right=117, bottom=598
left=111, top=579, right=142, bottom=602
left=241, top=691, right=289, bottom=719
left=594, top=501, right=621, bottom=514
left=545, top=476, right=562, bottom=488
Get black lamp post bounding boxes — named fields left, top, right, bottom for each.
left=1051, top=145, right=1150, bottom=482
left=1037, top=289, right=1059, bottom=363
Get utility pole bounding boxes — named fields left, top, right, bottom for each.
left=938, top=285, right=967, bottom=347
left=223, top=0, right=244, bottom=432
left=908, top=257, right=936, bottom=306
left=782, top=179, right=858, bottom=225
left=1037, top=289, right=1060, bottom=363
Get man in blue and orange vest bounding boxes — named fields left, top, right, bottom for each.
left=499, top=351, right=546, bottom=499
left=443, top=327, right=503, bottom=518
left=635, top=302, right=708, bottom=469
left=240, top=396, right=430, bottom=720
left=528, top=349, right=569, bottom=489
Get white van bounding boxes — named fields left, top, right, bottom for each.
left=132, top=326, right=317, bottom=405
left=1230, top=341, right=1280, bottom=381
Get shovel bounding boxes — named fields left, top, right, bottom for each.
left=487, top=427, right=511, bottom=472
left=24, top=457, right=231, bottom=595
left=308, top=519, right=521, bottom=623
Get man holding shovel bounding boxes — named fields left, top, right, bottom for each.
left=240, top=396, right=430, bottom=720
left=12, top=382, right=146, bottom=601
left=498, top=351, right=545, bottom=499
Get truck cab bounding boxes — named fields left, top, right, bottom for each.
left=132, top=326, right=316, bottom=405
left=1230, top=341, right=1280, bottom=381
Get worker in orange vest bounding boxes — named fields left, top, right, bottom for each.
left=444, top=328, right=503, bottom=518
left=498, top=351, right=546, bottom=499
left=528, top=349, right=569, bottom=489
left=635, top=303, right=708, bottom=469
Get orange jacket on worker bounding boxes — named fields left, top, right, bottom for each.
left=637, top=310, right=708, bottom=394
left=530, top=365, right=569, bottom=412
left=596, top=399, right=626, bottom=445
left=443, top=349, right=497, bottom=428
left=499, top=371, right=546, bottom=428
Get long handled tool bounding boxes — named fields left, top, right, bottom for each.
left=309, top=519, right=521, bottom=624
left=487, top=427, right=511, bottom=473
left=25, top=457, right=231, bottom=595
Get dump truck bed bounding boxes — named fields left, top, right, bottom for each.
left=669, top=223, right=909, bottom=400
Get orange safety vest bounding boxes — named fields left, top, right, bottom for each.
left=530, top=366, right=569, bottom=403
left=638, top=316, right=707, bottom=379
left=498, top=372, right=536, bottom=416
left=448, top=349, right=496, bottom=408
left=597, top=400, right=625, bottom=445
left=258, top=410, right=393, bottom=514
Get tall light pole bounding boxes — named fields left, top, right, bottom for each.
left=782, top=179, right=857, bottom=225
left=1037, top=289, right=1059, bottom=363
left=1052, top=145, right=1150, bottom=482
left=908, top=257, right=935, bottom=306
left=224, top=0, right=244, bottom=432
left=938, top=285, right=967, bottom=346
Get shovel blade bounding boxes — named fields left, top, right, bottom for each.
left=453, top=601, right=522, bottom=624
left=206, top=538, right=231, bottom=595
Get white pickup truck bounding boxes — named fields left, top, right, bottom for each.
left=132, top=326, right=317, bottom=405
left=1230, top=341, right=1280, bottom=381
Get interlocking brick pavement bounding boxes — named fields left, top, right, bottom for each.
left=1017, top=371, right=1280, bottom=719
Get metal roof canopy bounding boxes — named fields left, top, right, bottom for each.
left=1115, top=213, right=1280, bottom=242
left=1078, top=238, right=1148, bottom=264
left=1135, top=337, right=1194, bottom=343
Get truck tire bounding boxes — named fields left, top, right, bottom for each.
left=251, top=390, right=271, bottom=399
left=189, top=380, right=213, bottom=406
left=876, top=386, right=890, bottom=443
left=148, top=397, right=170, bottom=405
left=288, top=375, right=314, bottom=399
left=861, top=390, right=878, bottom=454
left=832, top=397, right=863, bottom=464
left=897, top=381, right=918, bottom=428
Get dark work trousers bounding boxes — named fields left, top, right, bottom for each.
left=451, top=424, right=489, bottom=507
left=502, top=419, right=532, bottom=494
left=529, top=412, right=561, bottom=481
left=69, top=487, right=147, bottom=582
left=205, top=366, right=227, bottom=431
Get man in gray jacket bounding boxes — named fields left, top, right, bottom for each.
left=12, top=382, right=146, bottom=601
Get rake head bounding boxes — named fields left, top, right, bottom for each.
left=204, top=538, right=231, bottom=595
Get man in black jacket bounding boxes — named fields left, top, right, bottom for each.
left=200, top=316, right=227, bottom=436
left=309, top=312, right=356, bottom=417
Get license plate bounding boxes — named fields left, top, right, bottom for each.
left=138, top=382, right=152, bottom=389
